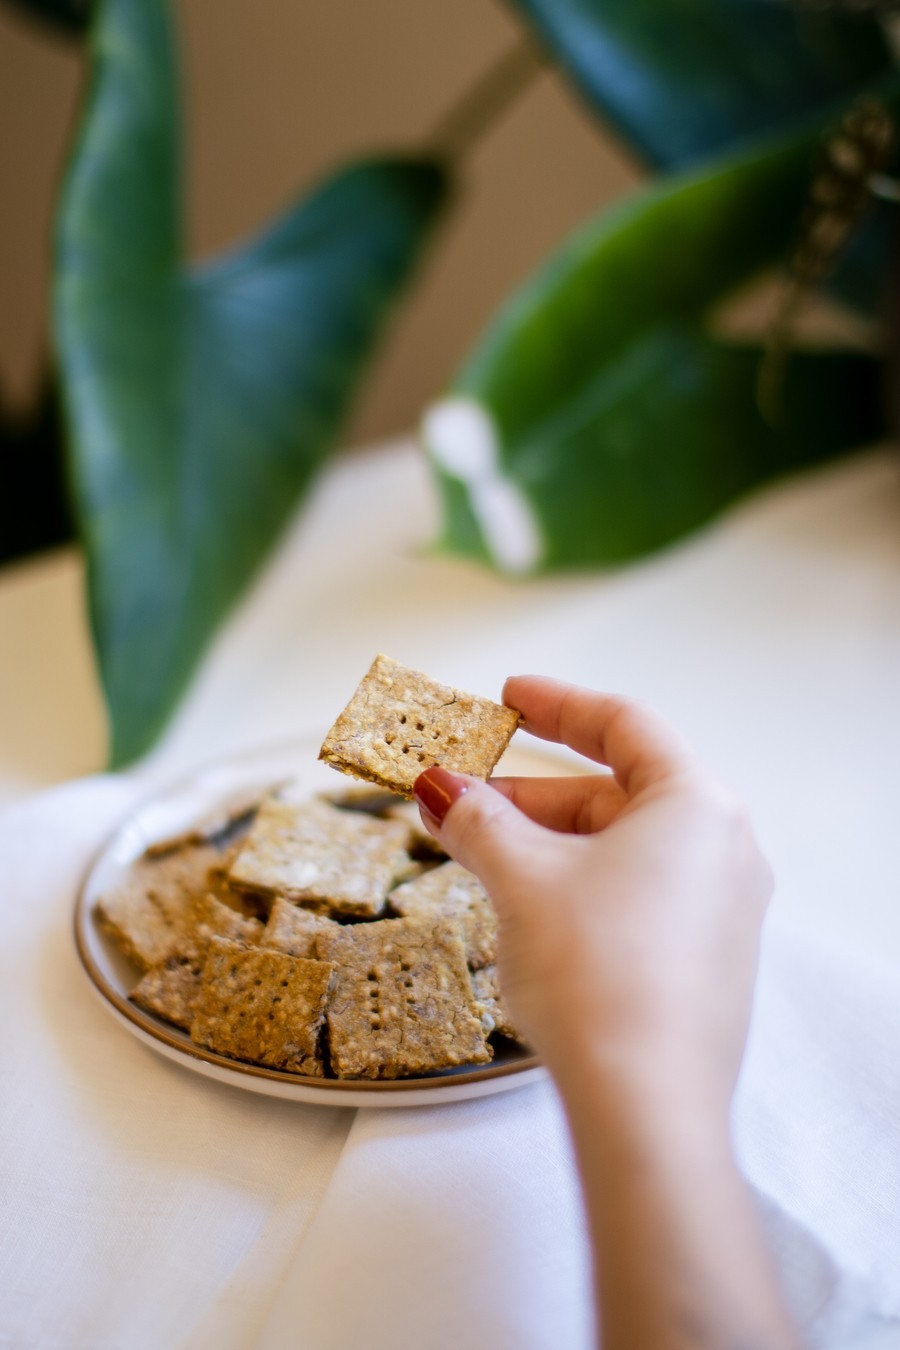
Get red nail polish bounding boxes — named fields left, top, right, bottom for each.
left=414, top=765, right=468, bottom=828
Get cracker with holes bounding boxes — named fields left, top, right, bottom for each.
left=260, top=895, right=340, bottom=959
left=322, top=786, right=446, bottom=859
left=129, top=893, right=264, bottom=1029
left=389, top=859, right=497, bottom=969
left=320, top=785, right=402, bottom=815
left=470, top=965, right=524, bottom=1044
left=383, top=797, right=449, bottom=859
left=95, top=843, right=226, bottom=971
left=227, top=796, right=412, bottom=918
left=191, top=937, right=335, bottom=1075
left=316, top=915, right=491, bottom=1079
left=143, top=786, right=271, bottom=858
left=319, top=654, right=521, bottom=798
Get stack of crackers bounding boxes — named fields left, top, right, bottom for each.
left=95, top=657, right=525, bottom=1080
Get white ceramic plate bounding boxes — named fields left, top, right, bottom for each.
left=74, top=737, right=554, bottom=1108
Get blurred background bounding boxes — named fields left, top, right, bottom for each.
left=0, top=0, right=643, bottom=802
left=2, top=1, right=893, bottom=804
left=0, top=0, right=640, bottom=444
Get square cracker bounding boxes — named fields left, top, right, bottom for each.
left=129, top=960, right=205, bottom=1032
left=320, top=787, right=445, bottom=858
left=384, top=798, right=449, bottom=859
left=316, top=915, right=491, bottom=1079
left=95, top=843, right=225, bottom=971
left=260, top=896, right=340, bottom=959
left=191, top=937, right=335, bottom=1075
left=470, top=965, right=525, bottom=1044
left=129, top=893, right=263, bottom=1029
left=318, top=654, right=520, bottom=797
left=388, top=860, right=497, bottom=970
left=142, top=786, right=271, bottom=859
left=227, top=796, right=411, bottom=918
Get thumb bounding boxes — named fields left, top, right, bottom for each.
left=413, top=765, right=550, bottom=897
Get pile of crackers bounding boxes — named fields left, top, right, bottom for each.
left=95, top=657, right=525, bottom=1081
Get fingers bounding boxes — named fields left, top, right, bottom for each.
left=489, top=773, right=627, bottom=834
left=413, top=767, right=556, bottom=898
left=503, top=675, right=696, bottom=795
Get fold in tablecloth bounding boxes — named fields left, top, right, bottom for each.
left=2, top=779, right=899, bottom=1350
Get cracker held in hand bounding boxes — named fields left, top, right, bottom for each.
left=227, top=796, right=411, bottom=918
left=316, top=915, right=491, bottom=1079
left=191, top=937, right=334, bottom=1075
left=319, top=654, right=520, bottom=797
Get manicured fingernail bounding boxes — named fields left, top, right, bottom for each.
left=413, top=765, right=468, bottom=829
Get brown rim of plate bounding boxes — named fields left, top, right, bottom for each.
left=73, top=772, right=542, bottom=1094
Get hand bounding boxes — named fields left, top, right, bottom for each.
left=414, top=675, right=773, bottom=1114
left=415, top=677, right=799, bottom=1350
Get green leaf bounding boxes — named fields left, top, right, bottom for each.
left=505, top=0, right=891, bottom=168
left=455, top=128, right=814, bottom=439
left=423, top=127, right=884, bottom=572
left=54, top=0, right=447, bottom=766
left=430, top=330, right=882, bottom=569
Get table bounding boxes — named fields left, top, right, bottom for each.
left=3, top=437, right=900, bottom=1348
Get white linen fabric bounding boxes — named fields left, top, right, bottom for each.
left=736, top=919, right=900, bottom=1348
left=4, top=442, right=900, bottom=1347
left=2, top=775, right=899, bottom=1350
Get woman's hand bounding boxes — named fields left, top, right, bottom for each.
left=413, top=674, right=772, bottom=1113
left=414, top=677, right=799, bottom=1350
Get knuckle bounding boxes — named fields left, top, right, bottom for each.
left=679, top=770, right=756, bottom=840
left=446, top=788, right=506, bottom=859
left=681, top=772, right=773, bottom=897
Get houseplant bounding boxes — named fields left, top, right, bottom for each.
left=3, top=0, right=897, bottom=761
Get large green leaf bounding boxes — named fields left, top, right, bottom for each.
left=54, top=0, right=447, bottom=765
left=505, top=0, right=891, bottom=169
left=422, top=126, right=885, bottom=572
left=428, top=330, right=882, bottom=569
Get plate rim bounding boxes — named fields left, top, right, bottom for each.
left=73, top=736, right=551, bottom=1103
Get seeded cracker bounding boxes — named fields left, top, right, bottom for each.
left=95, top=843, right=225, bottom=971
left=471, top=965, right=524, bottom=1044
left=316, top=916, right=491, bottom=1079
left=389, top=860, right=498, bottom=970
left=260, top=896, right=339, bottom=959
left=206, top=845, right=268, bottom=918
left=319, top=654, right=521, bottom=797
left=142, top=786, right=271, bottom=858
left=129, top=893, right=263, bottom=1030
left=320, top=785, right=401, bottom=815
left=191, top=937, right=334, bottom=1075
left=227, top=797, right=411, bottom=918
left=321, top=786, right=442, bottom=853
left=383, top=798, right=449, bottom=859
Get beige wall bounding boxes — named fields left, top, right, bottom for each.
left=0, top=0, right=640, bottom=444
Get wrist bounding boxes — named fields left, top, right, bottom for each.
left=549, top=1026, right=734, bottom=1157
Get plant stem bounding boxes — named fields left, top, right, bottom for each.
left=429, top=41, right=544, bottom=163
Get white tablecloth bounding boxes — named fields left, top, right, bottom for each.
left=3, top=438, right=900, bottom=1348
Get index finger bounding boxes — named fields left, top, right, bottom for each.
left=502, top=675, right=697, bottom=796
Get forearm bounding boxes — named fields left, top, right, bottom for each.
left=416, top=680, right=790, bottom=1343
left=554, top=1046, right=802, bottom=1350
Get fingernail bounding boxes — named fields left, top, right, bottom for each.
left=413, top=765, right=469, bottom=829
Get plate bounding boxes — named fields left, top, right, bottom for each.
left=74, top=736, right=554, bottom=1108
